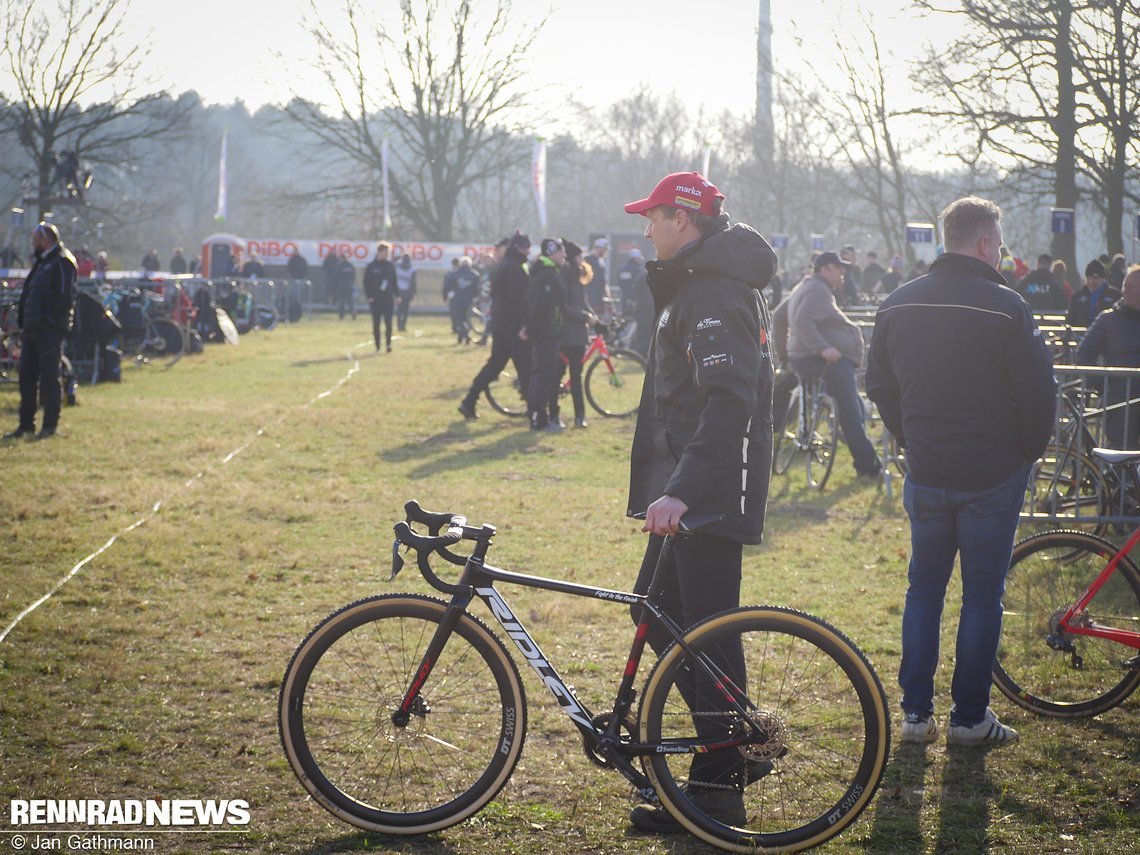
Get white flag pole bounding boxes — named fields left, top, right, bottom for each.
left=213, top=131, right=228, bottom=224
left=381, top=138, right=392, bottom=235
left=532, top=137, right=547, bottom=229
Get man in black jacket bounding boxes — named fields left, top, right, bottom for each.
left=622, top=172, right=776, bottom=831
left=1075, top=267, right=1140, bottom=449
left=526, top=239, right=567, bottom=431
left=866, top=196, right=1056, bottom=747
left=5, top=223, right=77, bottom=440
left=1016, top=254, right=1066, bottom=312
left=363, top=242, right=397, bottom=352
left=458, top=232, right=532, bottom=419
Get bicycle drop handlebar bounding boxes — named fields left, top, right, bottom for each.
left=391, top=500, right=488, bottom=595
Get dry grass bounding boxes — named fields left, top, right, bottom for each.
left=0, top=314, right=1136, bottom=854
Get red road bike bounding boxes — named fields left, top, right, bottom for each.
left=484, top=328, right=646, bottom=418
left=995, top=447, right=1140, bottom=718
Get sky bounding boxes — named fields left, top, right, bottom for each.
left=133, top=0, right=937, bottom=120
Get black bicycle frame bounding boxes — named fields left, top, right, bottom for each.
left=393, top=535, right=762, bottom=795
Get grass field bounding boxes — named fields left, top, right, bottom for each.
left=0, top=315, right=1136, bottom=855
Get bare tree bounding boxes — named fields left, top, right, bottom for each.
left=286, top=0, right=543, bottom=242
left=914, top=0, right=1088, bottom=283
left=1071, top=0, right=1140, bottom=254
left=824, top=30, right=915, bottom=261
left=0, top=0, right=186, bottom=221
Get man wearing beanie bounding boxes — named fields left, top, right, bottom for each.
left=1066, top=258, right=1121, bottom=328
left=622, top=172, right=777, bottom=831
left=458, top=232, right=532, bottom=419
left=526, top=238, right=568, bottom=430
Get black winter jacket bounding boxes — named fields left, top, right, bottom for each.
left=18, top=243, right=77, bottom=335
left=1075, top=300, right=1140, bottom=369
left=526, top=257, right=565, bottom=340
left=559, top=263, right=593, bottom=347
left=1067, top=284, right=1121, bottom=328
left=865, top=252, right=1056, bottom=491
left=627, top=223, right=777, bottom=545
left=363, top=258, right=397, bottom=304
left=489, top=248, right=529, bottom=334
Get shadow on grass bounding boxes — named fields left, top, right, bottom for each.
left=934, top=745, right=994, bottom=854
left=378, top=421, right=541, bottom=479
left=297, top=831, right=460, bottom=854
left=866, top=742, right=931, bottom=852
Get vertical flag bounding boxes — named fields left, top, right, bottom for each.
left=381, top=137, right=392, bottom=233
left=213, top=131, right=228, bottom=225
left=701, top=144, right=712, bottom=179
left=532, top=137, right=547, bottom=229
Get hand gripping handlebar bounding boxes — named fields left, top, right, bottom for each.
left=391, top=500, right=482, bottom=595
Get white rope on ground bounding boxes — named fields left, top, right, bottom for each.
left=0, top=352, right=362, bottom=645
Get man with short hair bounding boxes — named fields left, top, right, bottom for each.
left=787, top=251, right=882, bottom=478
left=878, top=256, right=904, bottom=294
left=1075, top=266, right=1140, bottom=449
left=622, top=172, right=776, bottom=831
left=866, top=196, right=1056, bottom=746
left=1016, top=253, right=1066, bottom=312
left=5, top=223, right=77, bottom=440
left=862, top=251, right=885, bottom=293
left=363, top=242, right=397, bottom=351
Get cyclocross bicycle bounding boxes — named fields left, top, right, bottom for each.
left=485, top=327, right=646, bottom=418
left=279, top=501, right=890, bottom=852
left=995, top=449, right=1140, bottom=719
left=773, top=376, right=838, bottom=490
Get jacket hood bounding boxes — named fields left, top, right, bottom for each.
left=674, top=223, right=776, bottom=291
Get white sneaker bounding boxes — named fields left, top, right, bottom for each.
left=900, top=712, right=938, bottom=744
left=947, top=707, right=1019, bottom=746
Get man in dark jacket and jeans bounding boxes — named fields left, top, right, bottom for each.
left=622, top=172, right=776, bottom=832
left=458, top=233, right=532, bottom=419
left=6, top=223, right=77, bottom=440
left=866, top=196, right=1056, bottom=747
left=1075, top=267, right=1140, bottom=449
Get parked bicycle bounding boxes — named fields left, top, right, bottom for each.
left=996, top=451, right=1140, bottom=719
left=279, top=501, right=890, bottom=852
left=772, top=376, right=837, bottom=490
left=485, top=325, right=646, bottom=419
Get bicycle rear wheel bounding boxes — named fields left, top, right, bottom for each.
left=994, top=530, right=1140, bottom=718
left=772, top=385, right=803, bottom=475
left=143, top=318, right=186, bottom=359
left=1021, top=446, right=1109, bottom=542
left=584, top=348, right=646, bottom=417
left=484, top=367, right=528, bottom=417
left=639, top=606, right=890, bottom=852
left=279, top=594, right=527, bottom=833
left=806, top=395, right=837, bottom=491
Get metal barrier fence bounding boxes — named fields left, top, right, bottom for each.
left=1022, top=365, right=1140, bottom=529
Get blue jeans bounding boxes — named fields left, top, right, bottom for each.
left=899, top=462, right=1030, bottom=726
left=791, top=355, right=879, bottom=474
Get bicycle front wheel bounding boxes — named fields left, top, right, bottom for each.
left=639, top=606, right=890, bottom=852
left=806, top=395, right=837, bottom=491
left=584, top=348, right=646, bottom=417
left=484, top=367, right=528, bottom=417
left=279, top=594, right=528, bottom=833
left=994, top=530, right=1140, bottom=718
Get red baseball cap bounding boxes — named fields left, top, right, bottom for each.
left=624, top=172, right=724, bottom=217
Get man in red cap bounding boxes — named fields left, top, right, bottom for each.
left=623, top=172, right=777, bottom=832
